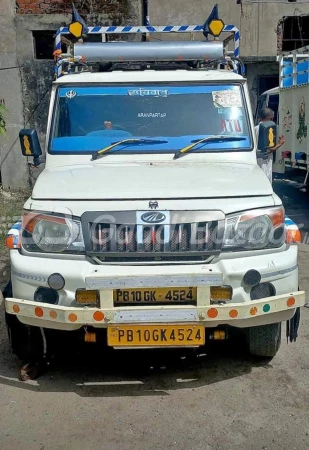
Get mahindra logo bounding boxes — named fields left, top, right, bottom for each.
left=141, top=212, right=166, bottom=224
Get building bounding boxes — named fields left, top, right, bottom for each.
left=148, top=0, right=309, bottom=116
left=1, top=0, right=309, bottom=188
left=0, top=0, right=142, bottom=189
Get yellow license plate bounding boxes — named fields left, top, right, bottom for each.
left=113, top=287, right=197, bottom=304
left=108, top=325, right=205, bottom=347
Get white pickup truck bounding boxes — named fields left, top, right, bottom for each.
left=2, top=18, right=305, bottom=363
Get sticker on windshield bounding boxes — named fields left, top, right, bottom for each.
left=212, top=90, right=241, bottom=108
left=66, top=90, right=77, bottom=99
left=137, top=113, right=167, bottom=118
left=217, top=107, right=243, bottom=117
left=128, top=89, right=169, bottom=97
left=221, top=119, right=243, bottom=133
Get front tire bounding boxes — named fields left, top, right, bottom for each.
left=3, top=280, right=44, bottom=361
left=248, top=322, right=281, bottom=358
left=5, top=312, right=30, bottom=360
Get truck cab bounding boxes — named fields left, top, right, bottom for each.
left=3, top=17, right=305, bottom=363
left=255, top=87, right=279, bottom=126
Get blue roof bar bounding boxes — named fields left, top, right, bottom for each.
left=54, top=23, right=241, bottom=78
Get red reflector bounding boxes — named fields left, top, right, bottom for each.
left=35, top=307, right=44, bottom=317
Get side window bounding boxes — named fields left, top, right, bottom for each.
left=268, top=94, right=279, bottom=125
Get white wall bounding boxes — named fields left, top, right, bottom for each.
left=0, top=0, right=29, bottom=189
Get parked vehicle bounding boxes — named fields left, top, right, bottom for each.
left=256, top=45, right=309, bottom=182
left=2, top=14, right=305, bottom=364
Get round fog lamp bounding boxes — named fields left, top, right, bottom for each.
left=34, top=287, right=59, bottom=305
left=243, top=269, right=261, bottom=288
left=48, top=273, right=65, bottom=290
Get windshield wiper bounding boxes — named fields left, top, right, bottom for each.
left=91, top=138, right=168, bottom=160
left=173, top=135, right=247, bottom=160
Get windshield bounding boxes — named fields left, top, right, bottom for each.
left=50, top=83, right=252, bottom=154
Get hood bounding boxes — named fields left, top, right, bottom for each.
left=32, top=162, right=273, bottom=200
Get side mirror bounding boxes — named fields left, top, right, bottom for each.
left=257, top=121, right=277, bottom=154
left=19, top=129, right=42, bottom=166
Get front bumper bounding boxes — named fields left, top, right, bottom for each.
left=5, top=291, right=305, bottom=331
left=6, top=245, right=305, bottom=331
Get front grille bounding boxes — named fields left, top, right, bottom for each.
left=88, top=220, right=221, bottom=262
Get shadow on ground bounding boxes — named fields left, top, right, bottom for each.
left=0, top=306, right=274, bottom=398
left=0, top=174, right=305, bottom=398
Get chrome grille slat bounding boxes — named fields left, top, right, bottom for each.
left=152, top=226, right=156, bottom=252
left=190, top=223, right=197, bottom=251
left=164, top=224, right=171, bottom=252
left=178, top=224, right=183, bottom=251
left=136, top=225, right=144, bottom=252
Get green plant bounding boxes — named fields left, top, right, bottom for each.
left=0, top=103, right=8, bottom=136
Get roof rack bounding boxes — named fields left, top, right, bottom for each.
left=54, top=22, right=242, bottom=79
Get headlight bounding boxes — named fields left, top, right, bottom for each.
left=22, top=212, right=85, bottom=253
left=223, top=207, right=285, bottom=251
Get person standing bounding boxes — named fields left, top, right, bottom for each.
left=255, top=107, right=285, bottom=184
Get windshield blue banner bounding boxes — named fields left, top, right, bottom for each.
left=58, top=85, right=241, bottom=97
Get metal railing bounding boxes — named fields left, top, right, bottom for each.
left=53, top=23, right=242, bottom=79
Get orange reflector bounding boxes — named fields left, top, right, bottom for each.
left=213, top=330, right=226, bottom=340
left=93, top=311, right=104, bottom=322
left=76, top=289, right=99, bottom=305
left=53, top=49, right=62, bottom=59
left=250, top=307, right=258, bottom=316
left=210, top=286, right=232, bottom=301
left=13, top=304, right=20, bottom=313
left=287, top=297, right=296, bottom=307
left=5, top=235, right=21, bottom=249
left=35, top=307, right=44, bottom=317
left=207, top=308, right=218, bottom=319
left=240, top=208, right=284, bottom=227
left=68, top=313, right=77, bottom=322
left=50, top=310, right=57, bottom=319
left=270, top=209, right=285, bottom=227
left=23, top=212, right=66, bottom=234
left=229, top=309, right=238, bottom=318
left=85, top=332, right=97, bottom=343
left=286, top=229, right=301, bottom=244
